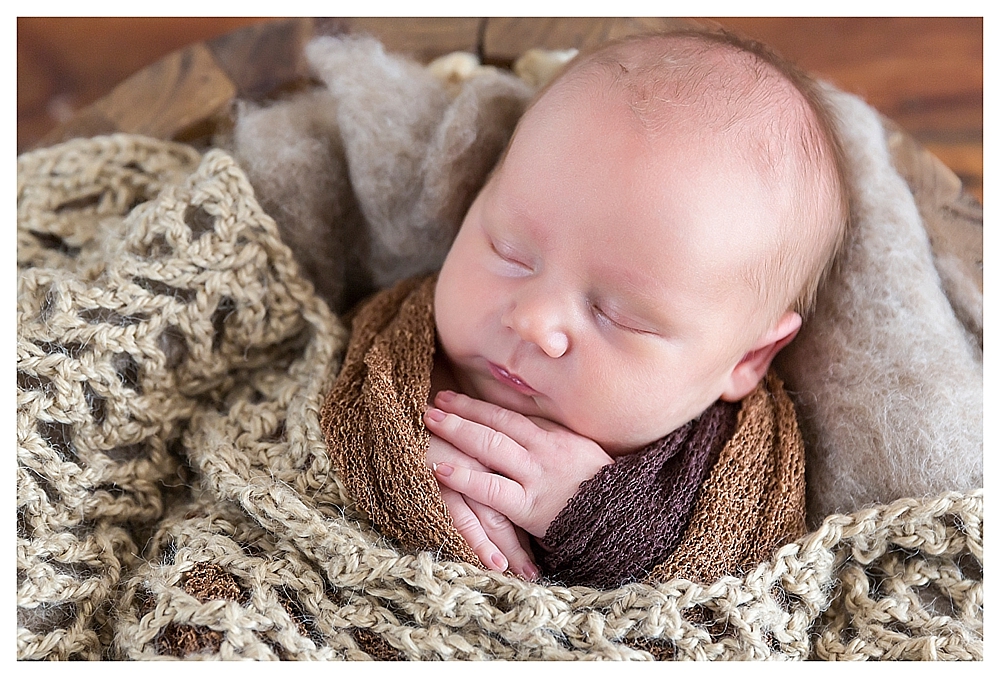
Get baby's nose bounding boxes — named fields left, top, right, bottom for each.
left=505, top=300, right=570, bottom=358
left=538, top=329, right=569, bottom=358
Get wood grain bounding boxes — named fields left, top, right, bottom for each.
left=17, top=17, right=266, bottom=146
left=481, top=17, right=692, bottom=60
left=348, top=17, right=482, bottom=61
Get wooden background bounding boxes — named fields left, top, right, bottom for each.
left=17, top=17, right=983, bottom=203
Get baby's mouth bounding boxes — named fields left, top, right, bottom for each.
left=487, top=362, right=538, bottom=397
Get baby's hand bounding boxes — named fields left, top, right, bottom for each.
left=426, top=432, right=540, bottom=580
left=423, top=390, right=614, bottom=539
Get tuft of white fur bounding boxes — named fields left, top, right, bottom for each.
left=230, top=91, right=366, bottom=311
left=514, top=48, right=579, bottom=88
left=777, top=85, right=983, bottom=526
left=934, top=251, right=983, bottom=354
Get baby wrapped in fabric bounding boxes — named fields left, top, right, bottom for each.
left=321, top=28, right=846, bottom=588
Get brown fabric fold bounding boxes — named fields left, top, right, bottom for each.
left=319, top=274, right=807, bottom=586
left=648, top=371, right=808, bottom=584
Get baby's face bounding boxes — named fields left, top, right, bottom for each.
left=435, top=79, right=776, bottom=455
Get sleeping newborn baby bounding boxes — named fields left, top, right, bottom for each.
left=322, top=28, right=848, bottom=588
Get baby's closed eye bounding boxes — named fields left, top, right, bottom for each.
left=590, top=301, right=657, bottom=335
left=488, top=236, right=533, bottom=273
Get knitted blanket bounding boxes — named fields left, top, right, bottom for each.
left=17, top=134, right=982, bottom=660
left=319, top=274, right=805, bottom=589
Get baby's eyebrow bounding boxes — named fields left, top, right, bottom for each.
left=494, top=200, right=549, bottom=246
left=489, top=175, right=564, bottom=245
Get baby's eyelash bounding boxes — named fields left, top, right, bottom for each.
left=592, top=304, right=642, bottom=333
left=592, top=303, right=662, bottom=337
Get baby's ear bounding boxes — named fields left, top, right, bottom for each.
left=720, top=311, right=802, bottom=402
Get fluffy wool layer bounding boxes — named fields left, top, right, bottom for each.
left=776, top=85, right=983, bottom=524
left=227, top=36, right=533, bottom=314
left=231, top=91, right=366, bottom=310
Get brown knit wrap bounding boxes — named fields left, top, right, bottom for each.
left=320, top=274, right=806, bottom=585
left=319, top=274, right=482, bottom=567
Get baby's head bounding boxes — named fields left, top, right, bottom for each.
left=435, top=29, right=848, bottom=455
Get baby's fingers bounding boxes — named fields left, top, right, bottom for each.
left=467, top=500, right=540, bottom=580
left=426, top=432, right=492, bottom=474
left=424, top=407, right=529, bottom=479
left=434, top=390, right=543, bottom=448
left=433, top=463, right=530, bottom=530
left=439, top=486, right=508, bottom=573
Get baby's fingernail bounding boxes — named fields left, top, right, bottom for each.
left=524, top=563, right=540, bottom=581
left=425, top=408, right=446, bottom=423
left=491, top=552, right=508, bottom=571
left=433, top=462, right=453, bottom=477
left=436, top=390, right=456, bottom=403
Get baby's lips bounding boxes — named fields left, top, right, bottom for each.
left=488, top=362, right=539, bottom=396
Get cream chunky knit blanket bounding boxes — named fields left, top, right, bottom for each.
left=17, top=37, right=982, bottom=661
left=17, top=134, right=983, bottom=661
